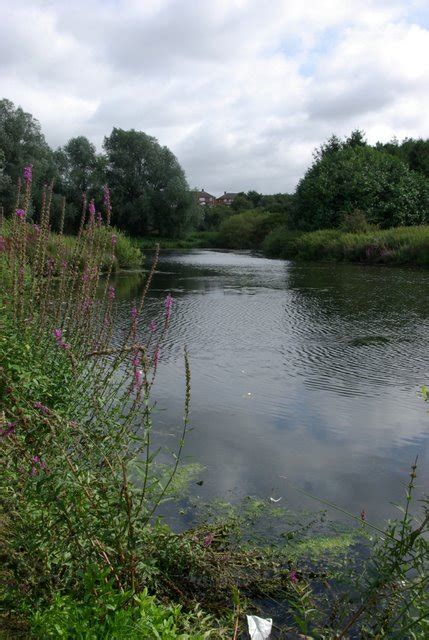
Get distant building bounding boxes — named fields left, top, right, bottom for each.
left=215, top=191, right=238, bottom=207
left=195, top=189, right=216, bottom=207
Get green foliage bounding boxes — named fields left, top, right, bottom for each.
left=30, top=572, right=212, bottom=639
left=104, top=128, right=200, bottom=238
left=218, top=209, right=283, bottom=249
left=264, top=224, right=429, bottom=266
left=294, top=133, right=429, bottom=231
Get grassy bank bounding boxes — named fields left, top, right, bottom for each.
left=134, top=231, right=220, bottom=251
left=1, top=178, right=428, bottom=638
left=263, top=225, right=429, bottom=266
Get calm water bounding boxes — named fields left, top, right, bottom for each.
left=112, top=250, right=429, bottom=524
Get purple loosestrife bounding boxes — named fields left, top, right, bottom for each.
left=53, top=328, right=70, bottom=351
left=131, top=306, right=138, bottom=320
left=33, top=401, right=51, bottom=415
left=203, top=533, right=214, bottom=547
left=165, top=293, right=173, bottom=320
left=31, top=454, right=47, bottom=476
left=290, top=570, right=298, bottom=583
left=1, top=422, right=16, bottom=438
left=103, top=185, right=110, bottom=207
left=153, top=347, right=160, bottom=368
left=89, top=199, right=96, bottom=220
left=23, top=164, right=33, bottom=184
left=111, top=234, right=117, bottom=246
left=149, top=320, right=157, bottom=334
left=16, top=209, right=25, bottom=219
left=0, top=237, right=6, bottom=252
left=108, top=286, right=115, bottom=300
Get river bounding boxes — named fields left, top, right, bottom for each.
left=111, top=249, right=429, bottom=525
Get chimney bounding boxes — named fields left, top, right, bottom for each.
left=224, top=191, right=226, bottom=195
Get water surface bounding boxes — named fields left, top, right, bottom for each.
left=113, top=250, right=429, bottom=524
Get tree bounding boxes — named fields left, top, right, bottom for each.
left=55, top=136, right=106, bottom=230
left=104, top=128, right=198, bottom=237
left=294, top=137, right=429, bottom=230
left=0, top=98, right=56, bottom=215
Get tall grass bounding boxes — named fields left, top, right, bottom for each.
left=263, top=225, right=429, bottom=265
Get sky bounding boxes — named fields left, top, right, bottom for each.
left=1, top=0, right=428, bottom=195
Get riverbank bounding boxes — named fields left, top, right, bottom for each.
left=263, top=225, right=429, bottom=266
left=2, top=196, right=428, bottom=638
left=136, top=225, right=429, bottom=268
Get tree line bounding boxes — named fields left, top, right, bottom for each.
left=1, top=97, right=429, bottom=239
left=0, top=98, right=200, bottom=237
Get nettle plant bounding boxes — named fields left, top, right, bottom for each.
left=1, top=167, right=191, bottom=610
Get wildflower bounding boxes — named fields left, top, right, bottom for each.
left=1, top=422, right=16, bottom=438
left=290, top=570, right=298, bottom=583
left=53, top=328, right=62, bottom=341
left=203, top=533, right=214, bottom=547
left=108, top=286, right=115, bottom=300
left=360, top=509, right=366, bottom=521
left=111, top=234, right=117, bottom=246
left=33, top=401, right=51, bottom=415
left=53, top=328, right=71, bottom=351
left=149, top=320, right=157, bottom=333
left=23, top=164, right=33, bottom=183
left=0, top=237, right=6, bottom=252
left=134, top=368, right=143, bottom=389
left=131, top=306, right=138, bottom=319
left=97, top=211, right=102, bottom=225
left=165, top=293, right=173, bottom=320
left=33, top=224, right=40, bottom=235
left=153, top=347, right=160, bottom=367
left=31, top=454, right=46, bottom=476
left=61, top=260, right=68, bottom=271
left=103, top=185, right=111, bottom=207
left=16, top=209, right=25, bottom=219
left=89, top=199, right=96, bottom=219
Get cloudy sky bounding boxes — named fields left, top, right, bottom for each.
left=1, top=0, right=428, bottom=194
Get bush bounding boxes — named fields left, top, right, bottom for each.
left=218, top=210, right=283, bottom=249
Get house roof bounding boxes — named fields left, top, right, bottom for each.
left=196, top=189, right=215, bottom=199
left=217, top=192, right=238, bottom=199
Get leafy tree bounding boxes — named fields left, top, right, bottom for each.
left=0, top=98, right=57, bottom=215
left=231, top=192, right=253, bottom=212
left=55, top=136, right=106, bottom=230
left=104, top=128, right=198, bottom=237
left=294, top=138, right=429, bottom=230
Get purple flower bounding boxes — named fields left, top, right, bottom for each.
left=134, top=368, right=143, bottom=389
left=53, top=328, right=62, bottom=341
left=111, top=234, right=117, bottom=246
left=290, top=570, right=298, bottom=583
left=165, top=293, right=173, bottom=320
left=61, top=260, right=68, bottom=271
left=31, top=454, right=46, bottom=476
left=149, top=320, right=157, bottom=334
left=16, top=209, right=25, bottom=219
left=33, top=224, right=40, bottom=235
left=97, top=211, right=102, bottom=225
left=203, top=533, right=214, bottom=547
left=360, top=509, right=366, bottom=522
left=1, top=422, right=16, bottom=438
left=153, top=347, right=160, bottom=367
left=131, top=306, right=138, bottom=319
left=33, top=401, right=51, bottom=415
left=0, top=237, right=6, bottom=252
left=89, top=199, right=96, bottom=219
left=108, top=286, right=115, bottom=300
left=103, top=185, right=111, bottom=207
left=23, top=164, right=32, bottom=183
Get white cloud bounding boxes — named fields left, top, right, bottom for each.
left=0, top=0, right=428, bottom=193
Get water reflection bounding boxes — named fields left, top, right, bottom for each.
left=113, top=250, right=429, bottom=524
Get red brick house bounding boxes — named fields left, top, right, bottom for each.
left=215, top=191, right=238, bottom=206
left=195, top=189, right=216, bottom=206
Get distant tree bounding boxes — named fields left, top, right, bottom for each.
left=104, top=128, right=198, bottom=237
left=231, top=192, right=253, bottom=212
left=378, top=137, right=429, bottom=179
left=55, top=136, right=106, bottom=230
left=294, top=139, right=429, bottom=230
left=198, top=204, right=231, bottom=231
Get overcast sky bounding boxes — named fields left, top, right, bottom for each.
left=1, top=0, right=428, bottom=194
